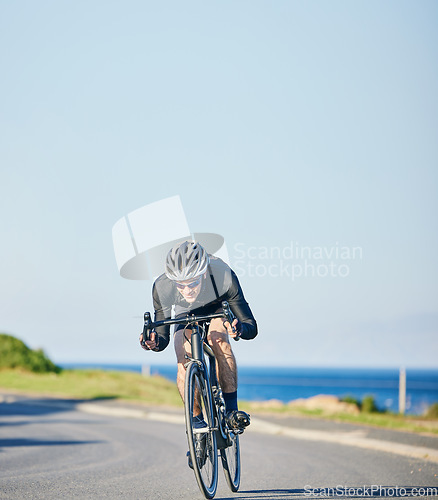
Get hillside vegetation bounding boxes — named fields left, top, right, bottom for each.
left=0, top=333, right=181, bottom=405
left=0, top=368, right=182, bottom=405
left=0, top=333, right=61, bottom=373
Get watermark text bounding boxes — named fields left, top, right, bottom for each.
left=304, top=485, right=437, bottom=497
left=233, top=242, right=363, bottom=280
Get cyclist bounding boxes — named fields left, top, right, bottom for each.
left=140, top=241, right=257, bottom=440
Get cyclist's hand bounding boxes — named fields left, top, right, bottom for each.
left=223, top=318, right=241, bottom=339
left=139, top=330, right=159, bottom=351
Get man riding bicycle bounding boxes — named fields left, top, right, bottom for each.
left=140, top=241, right=257, bottom=447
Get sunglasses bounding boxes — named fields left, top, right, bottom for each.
left=175, top=277, right=202, bottom=290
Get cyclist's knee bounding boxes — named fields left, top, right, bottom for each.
left=209, top=317, right=226, bottom=334
left=208, top=329, right=232, bottom=354
left=208, top=330, right=227, bottom=342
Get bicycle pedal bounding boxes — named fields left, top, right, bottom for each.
left=226, top=410, right=250, bottom=431
left=230, top=428, right=244, bottom=436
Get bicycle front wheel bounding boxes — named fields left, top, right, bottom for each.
left=185, top=362, right=218, bottom=499
left=220, top=431, right=240, bottom=491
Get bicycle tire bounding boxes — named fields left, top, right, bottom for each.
left=185, top=361, right=218, bottom=499
left=220, top=431, right=240, bottom=491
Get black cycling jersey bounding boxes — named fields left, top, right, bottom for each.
left=152, top=256, right=258, bottom=351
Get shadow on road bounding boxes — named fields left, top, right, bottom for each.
left=0, top=397, right=108, bottom=452
left=0, top=395, right=115, bottom=419
left=222, top=486, right=438, bottom=499
left=0, top=438, right=102, bottom=448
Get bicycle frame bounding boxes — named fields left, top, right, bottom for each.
left=202, top=339, right=230, bottom=448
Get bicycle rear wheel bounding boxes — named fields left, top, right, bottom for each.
left=185, top=362, right=218, bottom=499
left=220, top=431, right=240, bottom=491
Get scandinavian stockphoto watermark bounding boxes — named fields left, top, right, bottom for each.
left=304, top=485, right=437, bottom=497
left=233, top=241, right=363, bottom=280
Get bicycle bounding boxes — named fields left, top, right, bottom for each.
left=142, top=300, right=242, bottom=499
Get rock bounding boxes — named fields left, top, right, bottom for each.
left=287, top=394, right=360, bottom=415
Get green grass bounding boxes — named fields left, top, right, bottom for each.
left=0, top=368, right=182, bottom=407
left=239, top=401, right=438, bottom=435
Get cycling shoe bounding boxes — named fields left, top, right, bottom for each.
left=226, top=410, right=251, bottom=431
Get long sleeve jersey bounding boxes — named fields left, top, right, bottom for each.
left=151, top=256, right=257, bottom=351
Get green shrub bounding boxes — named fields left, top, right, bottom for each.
left=0, top=334, right=61, bottom=373
left=361, top=395, right=379, bottom=413
left=425, top=402, right=438, bottom=419
left=341, top=394, right=379, bottom=413
left=341, top=395, right=361, bottom=407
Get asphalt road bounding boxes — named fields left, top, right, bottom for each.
left=1, top=397, right=437, bottom=500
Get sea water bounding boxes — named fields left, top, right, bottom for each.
left=61, top=363, right=438, bottom=415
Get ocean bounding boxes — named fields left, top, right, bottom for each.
left=60, top=363, right=438, bottom=416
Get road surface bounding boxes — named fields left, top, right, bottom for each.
left=0, top=396, right=437, bottom=499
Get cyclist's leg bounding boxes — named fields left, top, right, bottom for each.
left=207, top=318, right=250, bottom=430
left=174, top=327, right=204, bottom=419
left=206, top=318, right=237, bottom=394
left=174, top=327, right=190, bottom=402
left=173, top=328, right=192, bottom=401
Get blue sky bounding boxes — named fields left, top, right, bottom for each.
left=1, top=1, right=437, bottom=368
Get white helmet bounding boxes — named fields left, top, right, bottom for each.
left=165, top=241, right=210, bottom=281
